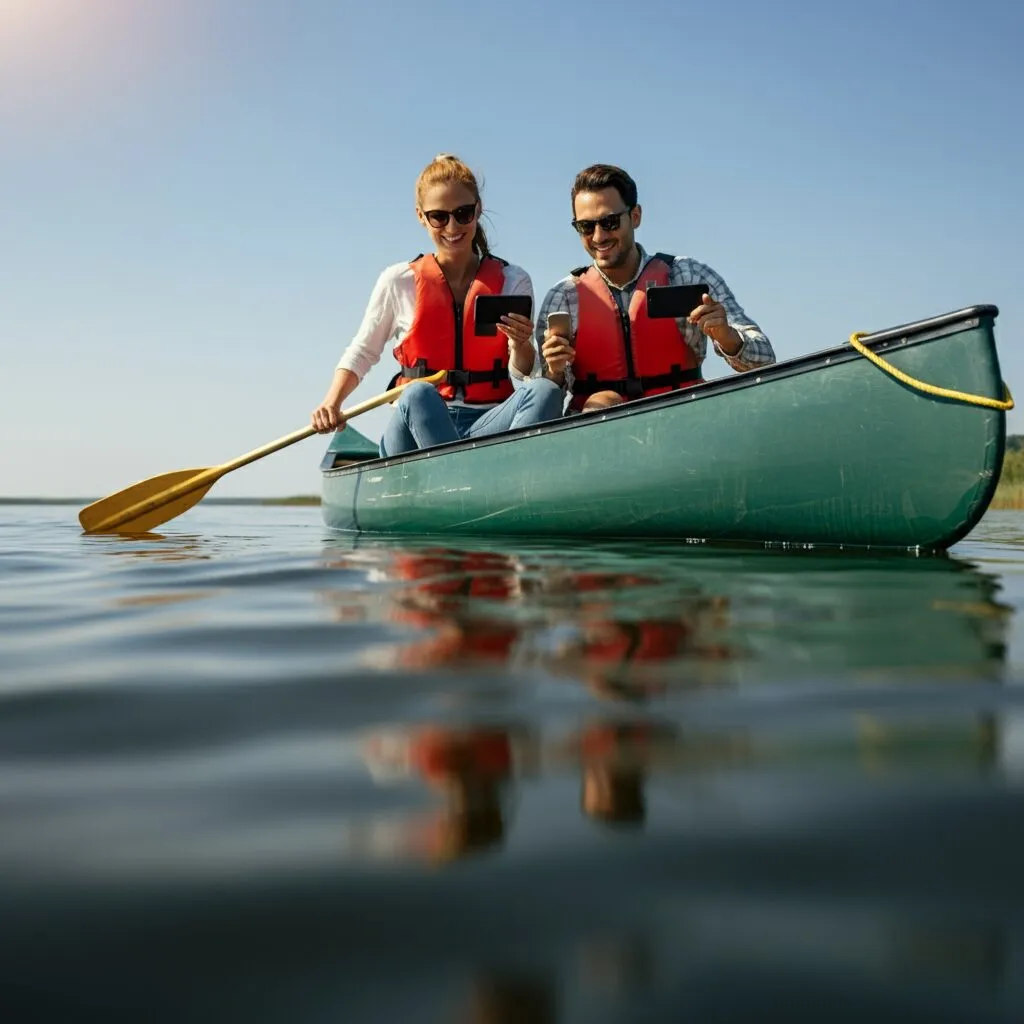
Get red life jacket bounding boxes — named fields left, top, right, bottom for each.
left=569, top=252, right=703, bottom=412
left=581, top=621, right=692, bottom=665
left=393, top=254, right=515, bottom=404
left=390, top=550, right=520, bottom=600
left=410, top=728, right=514, bottom=782
left=578, top=722, right=658, bottom=762
left=388, top=550, right=522, bottom=660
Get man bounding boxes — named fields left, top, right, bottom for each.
left=535, top=164, right=775, bottom=412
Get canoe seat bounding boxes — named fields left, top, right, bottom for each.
left=319, top=425, right=380, bottom=470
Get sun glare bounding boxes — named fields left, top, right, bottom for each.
left=0, top=1, right=112, bottom=72
left=0, top=0, right=189, bottom=119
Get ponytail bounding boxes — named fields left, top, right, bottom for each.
left=472, top=223, right=489, bottom=257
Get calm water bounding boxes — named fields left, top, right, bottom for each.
left=3, top=504, right=1024, bottom=1022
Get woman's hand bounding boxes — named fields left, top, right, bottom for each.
left=500, top=312, right=537, bottom=376
left=312, top=400, right=345, bottom=433
left=312, top=369, right=360, bottom=433
left=498, top=312, right=535, bottom=350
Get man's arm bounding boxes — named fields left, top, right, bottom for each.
left=675, top=259, right=776, bottom=372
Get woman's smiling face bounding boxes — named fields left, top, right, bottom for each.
left=417, top=181, right=479, bottom=257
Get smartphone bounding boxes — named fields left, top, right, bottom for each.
left=646, top=283, right=708, bottom=319
left=546, top=310, right=573, bottom=342
left=474, top=294, right=533, bottom=336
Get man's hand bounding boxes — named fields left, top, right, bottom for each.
left=689, top=293, right=742, bottom=355
left=542, top=329, right=575, bottom=380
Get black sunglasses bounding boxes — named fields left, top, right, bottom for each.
left=423, top=203, right=478, bottom=229
left=571, top=208, right=632, bottom=236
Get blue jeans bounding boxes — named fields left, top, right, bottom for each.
left=379, top=378, right=565, bottom=457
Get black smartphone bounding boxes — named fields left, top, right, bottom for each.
left=645, top=283, right=708, bottom=319
left=474, top=294, right=533, bottom=335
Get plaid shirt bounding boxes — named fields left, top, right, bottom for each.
left=517, top=245, right=775, bottom=386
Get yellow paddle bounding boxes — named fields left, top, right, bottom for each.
left=78, top=372, right=445, bottom=535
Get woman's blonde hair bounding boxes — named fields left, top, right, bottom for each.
left=415, top=153, right=489, bottom=256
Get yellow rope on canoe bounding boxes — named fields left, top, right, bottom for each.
left=848, top=332, right=1014, bottom=411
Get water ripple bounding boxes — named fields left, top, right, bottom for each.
left=1, top=504, right=1023, bottom=1021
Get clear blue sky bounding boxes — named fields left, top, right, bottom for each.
left=3, top=0, right=1022, bottom=497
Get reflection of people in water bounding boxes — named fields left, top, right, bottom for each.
left=582, top=758, right=646, bottom=826
left=460, top=973, right=558, bottom=1024
left=321, top=545, right=737, bottom=692
left=539, top=569, right=735, bottom=696
left=363, top=724, right=526, bottom=863
left=364, top=548, right=526, bottom=669
left=324, top=543, right=1015, bottom=702
left=575, top=720, right=672, bottom=827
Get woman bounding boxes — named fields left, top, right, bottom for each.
left=311, top=154, right=563, bottom=454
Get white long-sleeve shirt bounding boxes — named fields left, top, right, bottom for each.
left=336, top=257, right=534, bottom=406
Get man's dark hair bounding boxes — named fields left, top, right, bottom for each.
left=571, top=164, right=639, bottom=211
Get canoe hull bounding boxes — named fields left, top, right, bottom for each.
left=321, top=307, right=1007, bottom=550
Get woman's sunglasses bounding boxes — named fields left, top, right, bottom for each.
left=423, top=203, right=478, bottom=229
left=571, top=208, right=631, bottom=236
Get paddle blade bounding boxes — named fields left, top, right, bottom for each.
left=79, top=468, right=218, bottom=535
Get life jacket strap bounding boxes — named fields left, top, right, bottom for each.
left=572, top=365, right=702, bottom=398
left=401, top=359, right=507, bottom=390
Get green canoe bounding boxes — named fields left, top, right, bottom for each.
left=320, top=305, right=1010, bottom=551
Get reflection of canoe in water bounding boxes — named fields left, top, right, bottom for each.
left=321, top=306, right=1010, bottom=551
left=320, top=536, right=1010, bottom=685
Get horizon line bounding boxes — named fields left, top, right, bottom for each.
left=0, top=496, right=322, bottom=505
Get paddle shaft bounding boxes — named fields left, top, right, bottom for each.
left=85, top=377, right=434, bottom=533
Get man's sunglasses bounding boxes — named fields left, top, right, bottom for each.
left=423, top=203, right=478, bottom=229
left=571, top=208, right=631, bottom=236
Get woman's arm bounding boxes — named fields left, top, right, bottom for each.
left=311, top=266, right=400, bottom=432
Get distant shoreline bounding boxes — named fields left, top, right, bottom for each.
left=0, top=496, right=322, bottom=507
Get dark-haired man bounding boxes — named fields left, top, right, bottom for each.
left=533, top=164, right=775, bottom=411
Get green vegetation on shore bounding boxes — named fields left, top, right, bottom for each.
left=261, top=495, right=320, bottom=506
left=992, top=436, right=1024, bottom=509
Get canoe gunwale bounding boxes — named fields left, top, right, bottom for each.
left=321, top=304, right=1002, bottom=479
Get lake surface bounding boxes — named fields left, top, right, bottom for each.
left=2, top=503, right=1024, bottom=1022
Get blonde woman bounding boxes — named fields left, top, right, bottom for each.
left=312, top=154, right=563, bottom=455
